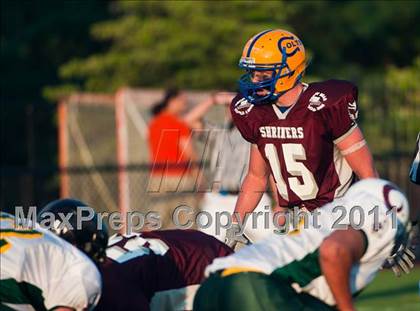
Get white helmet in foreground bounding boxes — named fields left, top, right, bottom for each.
left=344, top=178, right=414, bottom=276
left=344, top=178, right=410, bottom=230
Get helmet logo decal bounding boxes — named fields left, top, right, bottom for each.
left=278, top=36, right=302, bottom=57
left=240, top=57, right=256, bottom=68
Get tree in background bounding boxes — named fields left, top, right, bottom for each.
left=50, top=1, right=420, bottom=91
left=1, top=0, right=109, bottom=207
left=1, top=0, right=419, bottom=207
left=1, top=0, right=109, bottom=167
left=47, top=1, right=291, bottom=93
left=49, top=0, right=419, bottom=156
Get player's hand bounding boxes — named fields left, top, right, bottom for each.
left=224, top=223, right=252, bottom=249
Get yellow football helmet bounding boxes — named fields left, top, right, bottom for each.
left=238, top=29, right=307, bottom=104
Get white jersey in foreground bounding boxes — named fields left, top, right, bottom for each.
left=206, top=179, right=408, bottom=306
left=0, top=212, right=101, bottom=311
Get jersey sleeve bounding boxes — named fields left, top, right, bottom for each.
left=230, top=95, right=257, bottom=144
left=322, top=82, right=359, bottom=143
left=42, top=243, right=102, bottom=311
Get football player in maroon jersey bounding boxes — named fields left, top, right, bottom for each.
left=225, top=29, right=378, bottom=248
left=96, top=229, right=232, bottom=311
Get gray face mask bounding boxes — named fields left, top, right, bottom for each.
left=390, top=219, right=410, bottom=256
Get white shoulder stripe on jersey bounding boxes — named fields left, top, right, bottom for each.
left=333, top=123, right=358, bottom=144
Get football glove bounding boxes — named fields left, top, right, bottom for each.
left=384, top=221, right=418, bottom=277
left=224, top=223, right=252, bottom=250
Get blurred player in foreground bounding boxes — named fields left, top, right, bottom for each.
left=0, top=198, right=108, bottom=310
left=96, top=230, right=232, bottom=311
left=194, top=179, right=415, bottom=311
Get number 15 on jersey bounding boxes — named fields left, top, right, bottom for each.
left=265, top=143, right=319, bottom=201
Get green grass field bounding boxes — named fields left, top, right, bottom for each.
left=356, top=267, right=420, bottom=311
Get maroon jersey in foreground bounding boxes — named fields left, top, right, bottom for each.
left=232, top=80, right=359, bottom=210
left=96, top=230, right=233, bottom=311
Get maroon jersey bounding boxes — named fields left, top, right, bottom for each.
left=231, top=80, right=359, bottom=210
left=96, top=230, right=232, bottom=311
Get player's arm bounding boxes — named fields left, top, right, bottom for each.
left=225, top=145, right=269, bottom=248
left=319, top=228, right=366, bottom=311
left=323, top=82, right=377, bottom=179
left=335, top=127, right=379, bottom=179
left=233, top=144, right=270, bottom=222
left=269, top=174, right=288, bottom=226
left=269, top=174, right=279, bottom=206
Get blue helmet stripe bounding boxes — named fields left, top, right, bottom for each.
left=246, top=29, right=273, bottom=57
